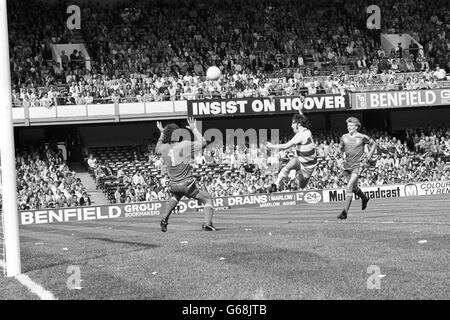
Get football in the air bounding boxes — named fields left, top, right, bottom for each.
left=206, top=66, right=222, bottom=80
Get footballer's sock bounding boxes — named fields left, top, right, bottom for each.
left=344, top=191, right=353, bottom=213
left=164, top=197, right=179, bottom=221
left=204, top=204, right=214, bottom=225
left=354, top=188, right=367, bottom=200
left=356, top=188, right=369, bottom=210
left=276, top=167, right=289, bottom=188
left=297, top=172, right=308, bottom=189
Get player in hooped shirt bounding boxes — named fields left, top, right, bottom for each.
left=267, top=108, right=317, bottom=191
left=337, top=117, right=377, bottom=220
left=156, top=118, right=216, bottom=232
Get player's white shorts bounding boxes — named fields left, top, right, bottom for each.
left=285, top=157, right=317, bottom=179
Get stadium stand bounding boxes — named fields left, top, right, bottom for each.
left=84, top=125, right=450, bottom=202
left=4, top=0, right=450, bottom=205
left=2, top=0, right=450, bottom=298
left=7, top=0, right=450, bottom=107
left=14, top=143, right=91, bottom=210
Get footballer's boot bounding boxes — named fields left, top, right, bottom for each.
left=160, top=218, right=168, bottom=232
left=202, top=223, right=217, bottom=231
left=362, top=196, right=369, bottom=211
left=337, top=209, right=347, bottom=220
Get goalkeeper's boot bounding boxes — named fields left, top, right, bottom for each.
left=202, top=223, right=217, bottom=231
left=160, top=218, right=168, bottom=232
left=337, top=209, right=347, bottom=220
left=362, top=196, right=369, bottom=211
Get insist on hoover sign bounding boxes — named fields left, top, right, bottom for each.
left=187, top=95, right=349, bottom=117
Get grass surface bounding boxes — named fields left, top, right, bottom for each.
left=1, top=194, right=449, bottom=300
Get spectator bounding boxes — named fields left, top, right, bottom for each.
left=408, top=40, right=419, bottom=61
left=60, top=51, right=69, bottom=70
left=132, top=170, right=145, bottom=185
left=433, top=65, right=447, bottom=80
left=87, top=153, right=97, bottom=173
left=79, top=192, right=92, bottom=206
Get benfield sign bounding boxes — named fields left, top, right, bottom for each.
left=187, top=95, right=349, bottom=117
left=20, top=202, right=164, bottom=225
left=352, top=89, right=450, bottom=109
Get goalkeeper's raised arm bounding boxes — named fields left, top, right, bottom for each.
left=186, top=117, right=207, bottom=147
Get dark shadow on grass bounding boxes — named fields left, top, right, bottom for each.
left=192, top=228, right=226, bottom=232
left=22, top=260, right=74, bottom=273
left=21, top=239, right=158, bottom=273
left=84, top=237, right=159, bottom=249
left=21, top=246, right=158, bottom=273
left=355, top=215, right=395, bottom=219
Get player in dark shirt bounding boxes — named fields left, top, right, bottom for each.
left=155, top=118, right=216, bottom=232
left=338, top=117, right=377, bottom=220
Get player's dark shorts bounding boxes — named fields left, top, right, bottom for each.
left=169, top=178, right=200, bottom=199
left=343, top=164, right=364, bottom=177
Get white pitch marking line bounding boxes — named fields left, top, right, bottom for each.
left=15, top=274, right=57, bottom=300
left=344, top=220, right=450, bottom=226
left=0, top=260, right=57, bottom=300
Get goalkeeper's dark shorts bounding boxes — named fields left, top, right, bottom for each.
left=169, top=178, right=200, bottom=199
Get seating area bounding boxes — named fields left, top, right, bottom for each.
left=13, top=142, right=91, bottom=210
left=87, top=144, right=261, bottom=202
left=86, top=145, right=149, bottom=202
left=7, top=0, right=449, bottom=107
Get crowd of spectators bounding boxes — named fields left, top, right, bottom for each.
left=8, top=0, right=450, bottom=107
left=14, top=143, right=91, bottom=210
left=5, top=0, right=450, bottom=206
left=88, top=125, right=450, bottom=203
left=3, top=125, right=448, bottom=210
left=198, top=126, right=450, bottom=194
left=365, top=0, right=450, bottom=70
left=8, top=0, right=78, bottom=87
left=5, top=126, right=447, bottom=208
left=10, top=68, right=450, bottom=108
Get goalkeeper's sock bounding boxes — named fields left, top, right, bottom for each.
left=203, top=204, right=214, bottom=225
left=164, top=197, right=179, bottom=220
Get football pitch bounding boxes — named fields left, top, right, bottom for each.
left=1, top=194, right=449, bottom=300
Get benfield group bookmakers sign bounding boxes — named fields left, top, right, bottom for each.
left=187, top=94, right=349, bottom=117
left=351, top=89, right=450, bottom=109
left=19, top=190, right=323, bottom=225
